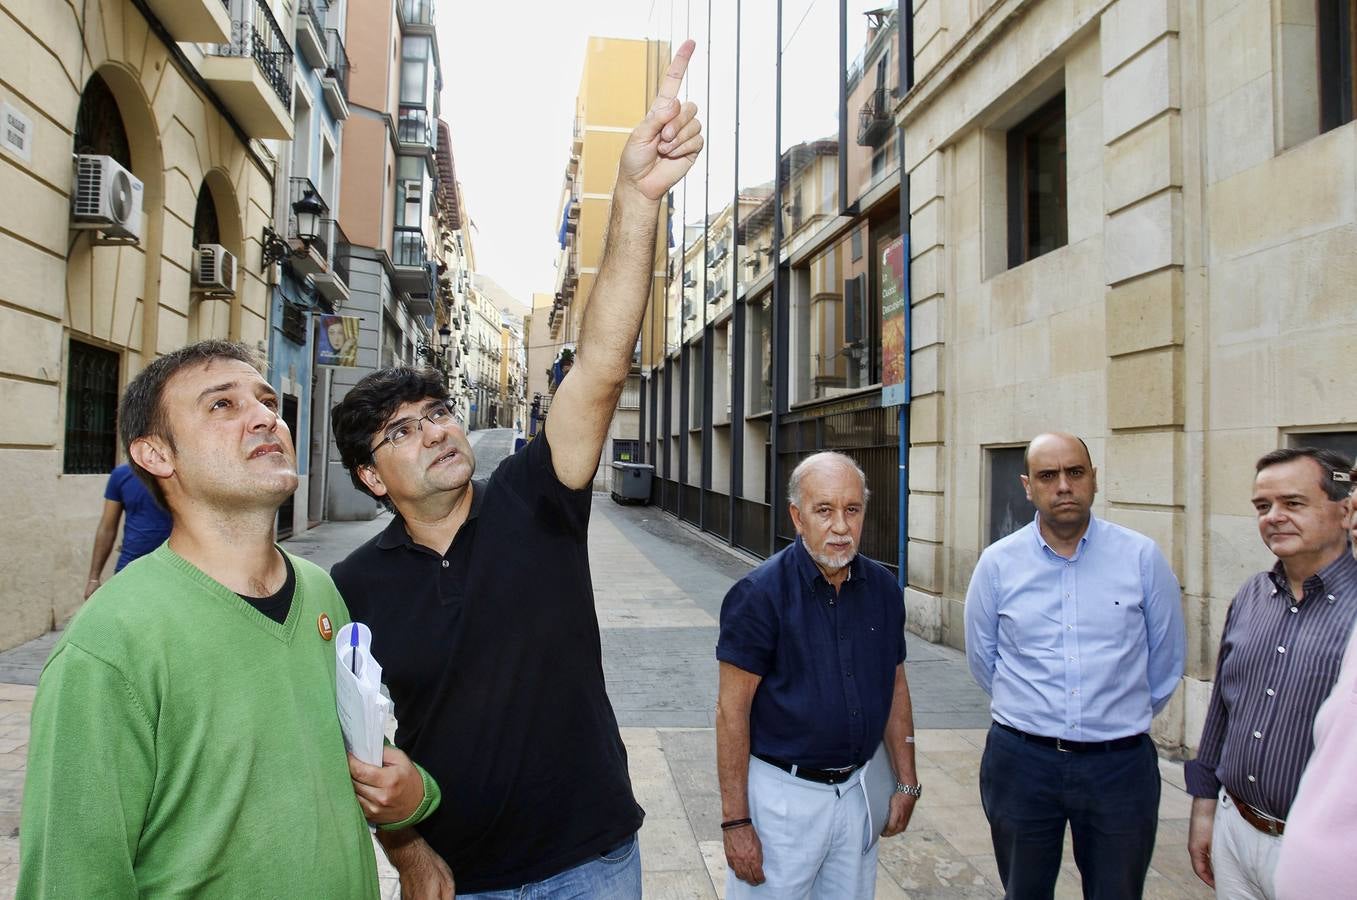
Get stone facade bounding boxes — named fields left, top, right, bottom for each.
left=899, top=0, right=1357, bottom=753
left=0, top=0, right=284, bottom=649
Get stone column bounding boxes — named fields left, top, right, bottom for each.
left=1099, top=0, right=1188, bottom=748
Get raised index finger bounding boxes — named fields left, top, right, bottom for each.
left=656, top=38, right=696, bottom=102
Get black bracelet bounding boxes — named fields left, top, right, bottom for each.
left=721, top=817, right=752, bottom=831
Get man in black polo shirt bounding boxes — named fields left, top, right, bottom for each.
left=327, top=40, right=704, bottom=899
left=716, top=452, right=921, bottom=899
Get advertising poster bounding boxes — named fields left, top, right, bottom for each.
left=317, top=314, right=361, bottom=367
left=879, top=235, right=908, bottom=407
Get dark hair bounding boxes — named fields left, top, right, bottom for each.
left=119, top=340, right=262, bottom=510
left=1255, top=446, right=1354, bottom=502
left=330, top=367, right=451, bottom=509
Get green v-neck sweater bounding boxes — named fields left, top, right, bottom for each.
left=19, top=544, right=382, bottom=898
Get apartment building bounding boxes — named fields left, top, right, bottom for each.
left=0, top=0, right=299, bottom=648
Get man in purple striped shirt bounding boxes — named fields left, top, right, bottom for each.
left=1186, top=447, right=1357, bottom=898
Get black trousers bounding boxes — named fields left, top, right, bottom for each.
left=978, top=722, right=1160, bottom=900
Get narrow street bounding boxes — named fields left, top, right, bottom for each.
left=0, top=432, right=1210, bottom=898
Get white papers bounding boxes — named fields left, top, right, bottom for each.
left=335, top=622, right=391, bottom=766
left=860, top=741, right=895, bottom=854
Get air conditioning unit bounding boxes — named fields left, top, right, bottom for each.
left=404, top=181, right=423, bottom=203
left=193, top=243, right=238, bottom=294
left=72, top=154, right=144, bottom=241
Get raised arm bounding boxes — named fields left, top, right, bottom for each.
left=545, top=39, right=703, bottom=488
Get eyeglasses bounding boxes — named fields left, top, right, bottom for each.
left=370, top=403, right=455, bottom=456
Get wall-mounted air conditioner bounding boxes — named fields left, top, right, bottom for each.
left=72, top=154, right=144, bottom=242
left=193, top=243, right=238, bottom=294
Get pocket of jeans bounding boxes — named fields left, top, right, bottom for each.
left=599, top=834, right=638, bottom=864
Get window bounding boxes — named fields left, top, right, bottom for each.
left=1319, top=0, right=1356, bottom=133
left=1007, top=93, right=1067, bottom=268
left=1286, top=431, right=1357, bottom=466
left=64, top=339, right=120, bottom=474
left=987, top=446, right=1037, bottom=545
left=400, top=35, right=431, bottom=106
left=193, top=185, right=221, bottom=246
left=74, top=72, right=131, bottom=168
left=747, top=291, right=772, bottom=415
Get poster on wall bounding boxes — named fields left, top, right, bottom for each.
left=879, top=235, right=908, bottom=407
left=317, top=314, right=361, bottom=367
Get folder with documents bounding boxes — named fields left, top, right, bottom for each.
left=334, top=622, right=392, bottom=766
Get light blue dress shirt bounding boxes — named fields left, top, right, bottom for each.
left=964, top=514, right=1186, bottom=741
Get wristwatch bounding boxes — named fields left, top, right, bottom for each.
left=895, top=781, right=922, bottom=798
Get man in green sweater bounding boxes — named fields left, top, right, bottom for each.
left=18, top=341, right=438, bottom=898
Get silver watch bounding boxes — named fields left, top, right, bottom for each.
left=894, top=781, right=922, bottom=798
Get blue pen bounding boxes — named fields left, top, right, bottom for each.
left=349, top=624, right=359, bottom=676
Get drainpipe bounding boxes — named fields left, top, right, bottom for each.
left=897, top=0, right=916, bottom=591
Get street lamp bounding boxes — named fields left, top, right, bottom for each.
left=438, top=323, right=452, bottom=353
left=261, top=189, right=328, bottom=267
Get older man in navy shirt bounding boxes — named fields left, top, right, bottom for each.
left=965, top=432, right=1186, bottom=899
left=716, top=451, right=919, bottom=899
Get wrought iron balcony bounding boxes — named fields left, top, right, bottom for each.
left=296, top=0, right=328, bottom=68
left=311, top=218, right=350, bottom=304
left=856, top=86, right=893, bottom=147
left=203, top=0, right=294, bottom=139
left=321, top=29, right=350, bottom=119
left=393, top=225, right=434, bottom=292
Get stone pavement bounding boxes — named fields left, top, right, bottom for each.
left=0, top=431, right=1210, bottom=897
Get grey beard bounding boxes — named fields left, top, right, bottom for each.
left=811, top=546, right=857, bottom=572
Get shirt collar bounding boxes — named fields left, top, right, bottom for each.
left=791, top=535, right=862, bottom=587
left=375, top=480, right=486, bottom=551
left=1267, top=547, right=1357, bottom=598
left=1032, top=511, right=1097, bottom=560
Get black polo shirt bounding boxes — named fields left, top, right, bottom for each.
left=330, top=434, right=643, bottom=893
left=716, top=537, right=906, bottom=769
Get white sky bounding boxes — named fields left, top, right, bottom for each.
left=437, top=1, right=884, bottom=305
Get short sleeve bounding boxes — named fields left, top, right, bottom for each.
left=716, top=577, right=778, bottom=677
left=104, top=466, right=128, bottom=502
left=492, top=432, right=592, bottom=537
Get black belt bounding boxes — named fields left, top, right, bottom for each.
left=995, top=722, right=1145, bottom=753
left=754, top=753, right=861, bottom=785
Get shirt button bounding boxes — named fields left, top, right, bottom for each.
left=1290, top=607, right=1298, bottom=614
left=1254, top=731, right=1263, bottom=739
left=1277, top=646, right=1286, bottom=654
left=840, top=634, right=847, bottom=640
left=1265, top=688, right=1275, bottom=697
left=1247, top=775, right=1256, bottom=783
left=851, top=710, right=859, bottom=717
left=442, top=560, right=449, bottom=569
left=1066, top=625, right=1072, bottom=631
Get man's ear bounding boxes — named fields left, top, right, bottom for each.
left=788, top=503, right=803, bottom=535
left=129, top=436, right=174, bottom=479
left=357, top=463, right=390, bottom=499
left=1020, top=474, right=1032, bottom=502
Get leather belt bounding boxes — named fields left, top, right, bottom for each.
left=995, top=722, right=1145, bottom=753
left=1226, top=791, right=1286, bottom=836
left=753, top=753, right=861, bottom=785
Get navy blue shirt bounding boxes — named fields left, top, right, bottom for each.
left=104, top=464, right=171, bottom=571
left=717, top=537, right=906, bottom=768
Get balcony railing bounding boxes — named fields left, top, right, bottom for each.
left=393, top=226, right=428, bottom=268
left=400, top=0, right=435, bottom=30
left=856, top=86, right=892, bottom=147
left=325, top=218, right=350, bottom=285
left=298, top=0, right=327, bottom=43
left=212, top=0, right=293, bottom=109
left=398, top=105, right=433, bottom=148
left=323, top=29, right=349, bottom=98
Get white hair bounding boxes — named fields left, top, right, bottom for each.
left=787, top=451, right=871, bottom=508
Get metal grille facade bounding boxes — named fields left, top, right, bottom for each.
left=63, top=339, right=120, bottom=475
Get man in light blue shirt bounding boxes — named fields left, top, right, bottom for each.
left=965, top=432, right=1185, bottom=899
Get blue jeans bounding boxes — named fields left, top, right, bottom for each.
left=456, top=834, right=642, bottom=900
left=979, top=723, right=1160, bottom=900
